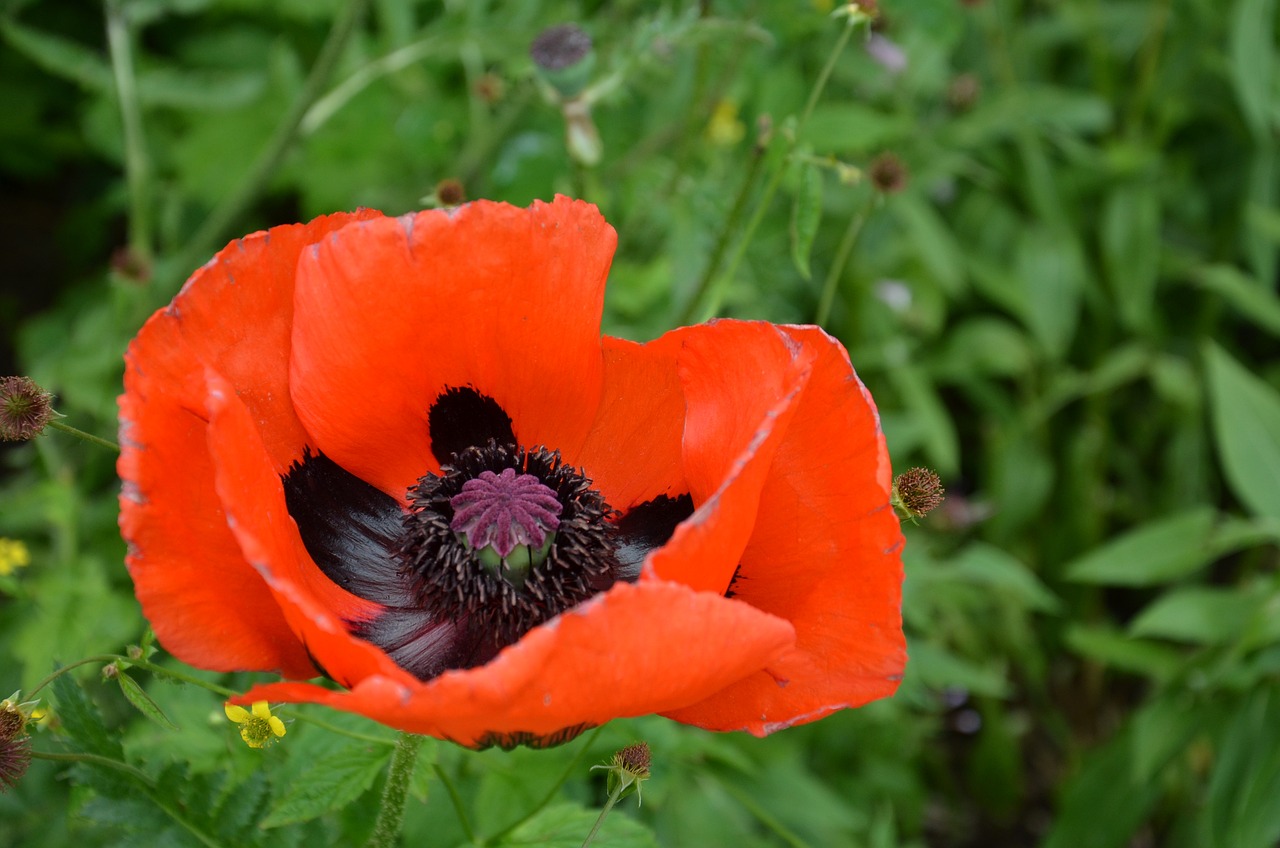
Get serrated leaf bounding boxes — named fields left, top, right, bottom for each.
left=115, top=671, right=179, bottom=730
left=1204, top=342, right=1280, bottom=519
left=262, top=743, right=391, bottom=827
left=789, top=159, right=822, bottom=280
left=52, top=669, right=123, bottom=759
left=1064, top=508, right=1218, bottom=586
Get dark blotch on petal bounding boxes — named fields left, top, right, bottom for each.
left=282, top=449, right=415, bottom=608
left=428, top=386, right=516, bottom=463
left=614, top=493, right=694, bottom=580
left=352, top=608, right=493, bottom=681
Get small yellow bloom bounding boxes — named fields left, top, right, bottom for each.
left=705, top=100, right=746, bottom=147
left=0, top=539, right=30, bottom=577
left=224, top=701, right=286, bottom=749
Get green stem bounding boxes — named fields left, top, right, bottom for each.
left=677, top=131, right=770, bottom=325
left=129, top=660, right=236, bottom=697
left=580, top=781, right=624, bottom=848
left=104, top=0, right=152, bottom=265
left=487, top=726, right=604, bottom=843
left=28, top=654, right=123, bottom=697
left=689, top=14, right=861, bottom=322
left=174, top=0, right=371, bottom=280
left=433, top=763, right=477, bottom=844
left=813, top=193, right=874, bottom=326
left=46, top=420, right=120, bottom=453
left=32, top=749, right=155, bottom=786
left=364, top=733, right=424, bottom=848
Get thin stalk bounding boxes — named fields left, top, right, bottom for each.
left=364, top=733, right=424, bottom=848
left=128, top=660, right=236, bottom=697
left=580, top=781, right=625, bottom=848
left=814, top=193, right=874, bottom=326
left=28, top=655, right=123, bottom=697
left=689, top=14, right=861, bottom=322
left=433, top=763, right=477, bottom=844
left=104, top=0, right=152, bottom=265
left=677, top=133, right=770, bottom=325
left=46, top=420, right=120, bottom=453
left=32, top=749, right=155, bottom=785
left=174, top=0, right=372, bottom=281
left=487, top=726, right=604, bottom=843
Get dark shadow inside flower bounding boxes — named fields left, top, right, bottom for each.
left=282, top=386, right=696, bottom=682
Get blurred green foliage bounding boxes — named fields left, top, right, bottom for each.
left=1, top=0, right=1279, bottom=846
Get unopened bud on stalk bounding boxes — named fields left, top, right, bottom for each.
left=530, top=24, right=595, bottom=99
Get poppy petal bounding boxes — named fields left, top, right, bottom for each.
left=571, top=335, right=688, bottom=510
left=202, top=370, right=417, bottom=689
left=645, top=321, right=817, bottom=595
left=663, top=326, right=906, bottom=734
left=231, top=580, right=795, bottom=746
left=119, top=318, right=315, bottom=677
left=289, top=197, right=617, bottom=499
left=164, top=210, right=382, bottom=472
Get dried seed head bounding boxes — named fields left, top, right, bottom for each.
left=893, top=467, right=945, bottom=519
left=0, top=377, right=53, bottom=442
left=868, top=153, right=909, bottom=195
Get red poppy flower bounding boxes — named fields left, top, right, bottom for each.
left=118, top=196, right=904, bottom=748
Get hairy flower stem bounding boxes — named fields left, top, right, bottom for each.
left=580, top=781, right=625, bottom=848
left=364, top=733, right=424, bottom=848
left=46, top=420, right=120, bottom=453
left=814, top=192, right=874, bottom=326
left=691, top=13, right=863, bottom=322
left=174, top=0, right=372, bottom=283
left=105, top=0, right=153, bottom=266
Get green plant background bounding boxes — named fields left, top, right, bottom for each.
left=1, top=0, right=1279, bottom=846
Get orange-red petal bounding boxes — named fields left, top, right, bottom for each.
left=663, top=326, right=905, bottom=734
left=119, top=318, right=314, bottom=677
left=645, top=321, right=816, bottom=596
left=231, top=580, right=794, bottom=745
left=202, top=370, right=416, bottom=688
left=288, top=197, right=616, bottom=499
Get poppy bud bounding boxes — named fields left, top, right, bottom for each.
left=0, top=377, right=53, bottom=442
left=530, top=24, right=595, bottom=99
left=892, top=467, right=945, bottom=520
left=868, top=152, right=909, bottom=195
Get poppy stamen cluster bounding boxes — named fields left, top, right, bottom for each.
left=400, top=442, right=619, bottom=649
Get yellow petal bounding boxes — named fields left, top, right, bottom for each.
left=251, top=701, right=272, bottom=720
left=224, top=704, right=250, bottom=723
left=269, top=716, right=286, bottom=738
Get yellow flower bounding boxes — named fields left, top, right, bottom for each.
left=224, top=701, right=286, bottom=749
left=0, top=539, right=30, bottom=577
left=705, top=100, right=746, bottom=147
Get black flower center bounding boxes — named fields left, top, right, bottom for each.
left=397, top=442, right=618, bottom=647
left=281, top=386, right=697, bottom=683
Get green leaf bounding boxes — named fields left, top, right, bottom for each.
left=945, top=543, right=1061, bottom=613
left=51, top=670, right=123, bottom=759
left=1100, top=184, right=1160, bottom=330
left=891, top=192, right=966, bottom=296
left=1204, top=342, right=1280, bottom=519
left=1130, top=695, right=1203, bottom=782
left=0, top=19, right=113, bottom=92
left=1190, top=265, right=1280, bottom=337
left=1016, top=227, right=1085, bottom=359
left=1128, top=586, right=1267, bottom=646
left=115, top=671, right=179, bottom=731
left=1229, top=0, right=1277, bottom=140
left=1207, top=686, right=1280, bottom=848
left=1064, top=508, right=1218, bottom=586
left=1063, top=625, right=1184, bottom=682
left=789, top=159, right=822, bottom=281
left=1042, top=726, right=1163, bottom=848
left=906, top=641, right=1010, bottom=698
left=261, top=743, right=392, bottom=827
left=886, top=363, right=959, bottom=476
left=497, top=802, right=658, bottom=848
left=799, top=103, right=913, bottom=154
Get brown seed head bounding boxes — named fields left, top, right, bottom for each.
left=615, top=741, right=652, bottom=777
left=0, top=377, right=53, bottom=442
left=894, top=467, right=945, bottom=518
left=868, top=153, right=909, bottom=195
left=435, top=178, right=466, bottom=206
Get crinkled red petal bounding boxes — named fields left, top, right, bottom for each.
left=663, top=326, right=905, bottom=734
left=645, top=321, right=816, bottom=595
left=203, top=370, right=416, bottom=688
left=119, top=319, right=314, bottom=677
left=570, top=334, right=688, bottom=509
left=289, top=196, right=616, bottom=499
left=231, top=580, right=794, bottom=745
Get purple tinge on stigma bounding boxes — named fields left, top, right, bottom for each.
left=449, top=468, right=562, bottom=557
